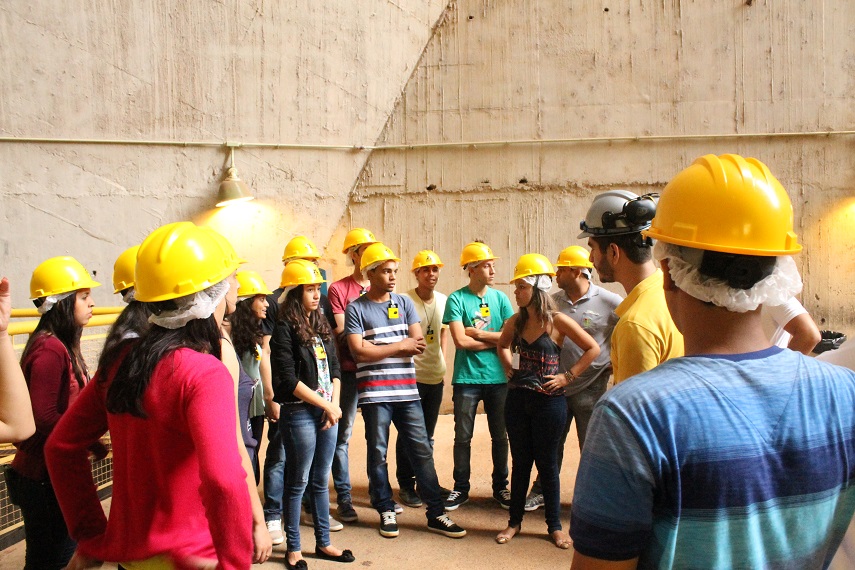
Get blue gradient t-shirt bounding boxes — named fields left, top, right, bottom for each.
left=571, top=347, right=855, bottom=569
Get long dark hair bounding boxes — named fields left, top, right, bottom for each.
left=279, top=285, right=332, bottom=345
left=97, top=299, right=151, bottom=375
left=513, top=285, right=556, bottom=343
left=105, top=300, right=222, bottom=418
left=23, top=293, right=88, bottom=386
left=230, top=296, right=263, bottom=360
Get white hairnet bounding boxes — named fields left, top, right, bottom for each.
left=37, top=291, right=75, bottom=314
left=278, top=286, right=298, bottom=304
left=653, top=242, right=802, bottom=313
left=581, top=268, right=592, bottom=280
left=148, top=280, right=230, bottom=329
left=463, top=260, right=484, bottom=271
left=121, top=288, right=135, bottom=304
left=521, top=274, right=553, bottom=292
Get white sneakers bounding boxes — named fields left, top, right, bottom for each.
left=266, top=518, right=284, bottom=545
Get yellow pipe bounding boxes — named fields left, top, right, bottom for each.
left=11, top=306, right=124, bottom=318
left=8, top=313, right=118, bottom=337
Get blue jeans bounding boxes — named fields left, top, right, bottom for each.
left=452, top=383, right=509, bottom=493
left=262, top=419, right=286, bottom=522
left=395, top=381, right=444, bottom=491
left=281, top=404, right=338, bottom=552
left=332, top=370, right=358, bottom=506
left=531, top=376, right=608, bottom=495
left=7, top=469, right=76, bottom=570
left=362, top=401, right=444, bottom=519
left=505, top=388, right=566, bottom=533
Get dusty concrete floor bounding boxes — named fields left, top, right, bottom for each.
left=0, top=413, right=581, bottom=569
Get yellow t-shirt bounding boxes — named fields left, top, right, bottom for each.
left=404, top=289, right=448, bottom=385
left=611, top=269, right=684, bottom=384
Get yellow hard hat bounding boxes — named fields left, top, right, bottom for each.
left=342, top=228, right=377, bottom=254
left=134, top=222, right=243, bottom=302
left=112, top=245, right=141, bottom=293
left=555, top=246, right=593, bottom=269
left=280, top=259, right=327, bottom=288
left=236, top=270, right=273, bottom=297
left=644, top=154, right=802, bottom=256
left=411, top=250, right=444, bottom=272
left=282, top=235, right=321, bottom=262
left=460, top=242, right=498, bottom=267
left=512, top=253, right=556, bottom=282
left=360, top=242, right=401, bottom=272
left=30, top=256, right=101, bottom=299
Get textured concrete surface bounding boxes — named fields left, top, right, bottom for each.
left=337, top=0, right=855, bottom=339
left=0, top=414, right=581, bottom=569
left=0, top=0, right=450, bottom=308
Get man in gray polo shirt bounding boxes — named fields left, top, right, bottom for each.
left=525, top=245, right=622, bottom=511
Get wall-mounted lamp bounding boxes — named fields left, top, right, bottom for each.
left=216, top=143, right=255, bottom=207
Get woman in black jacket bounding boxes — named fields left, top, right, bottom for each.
left=271, top=259, right=355, bottom=569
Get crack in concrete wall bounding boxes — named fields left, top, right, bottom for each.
left=339, top=0, right=855, bottom=337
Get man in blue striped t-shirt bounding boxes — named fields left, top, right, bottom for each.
left=570, top=155, right=855, bottom=570
left=345, top=242, right=466, bottom=541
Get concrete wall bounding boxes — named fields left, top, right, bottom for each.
left=0, top=0, right=449, bottom=307
left=338, top=0, right=855, bottom=339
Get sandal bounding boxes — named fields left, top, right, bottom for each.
left=496, top=525, right=520, bottom=544
left=551, top=530, right=572, bottom=550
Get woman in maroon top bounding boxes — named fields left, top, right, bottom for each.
left=9, top=256, right=101, bottom=570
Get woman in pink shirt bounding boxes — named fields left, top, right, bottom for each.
left=45, top=222, right=253, bottom=570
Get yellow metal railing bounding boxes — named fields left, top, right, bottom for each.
left=2, top=307, right=121, bottom=546
left=8, top=307, right=123, bottom=339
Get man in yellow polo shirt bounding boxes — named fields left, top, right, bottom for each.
left=578, top=191, right=683, bottom=383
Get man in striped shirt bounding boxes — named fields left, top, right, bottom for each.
left=345, top=243, right=466, bottom=540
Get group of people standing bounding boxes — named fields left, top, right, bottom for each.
left=3, top=152, right=855, bottom=569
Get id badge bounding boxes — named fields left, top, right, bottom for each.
left=426, top=327, right=435, bottom=344
left=480, top=304, right=490, bottom=318
left=388, top=305, right=399, bottom=319
left=314, top=344, right=327, bottom=360
left=511, top=352, right=520, bottom=370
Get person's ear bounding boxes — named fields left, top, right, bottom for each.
left=660, top=259, right=677, bottom=291
left=608, top=242, right=621, bottom=263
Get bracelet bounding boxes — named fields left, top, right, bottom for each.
left=564, top=371, right=577, bottom=383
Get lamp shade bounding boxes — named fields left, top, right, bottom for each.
left=216, top=167, right=254, bottom=207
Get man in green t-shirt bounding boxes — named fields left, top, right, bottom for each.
left=442, top=242, right=514, bottom=511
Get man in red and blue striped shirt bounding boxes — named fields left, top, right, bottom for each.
left=345, top=243, right=466, bottom=541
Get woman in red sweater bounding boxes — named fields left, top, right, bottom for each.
left=45, top=222, right=253, bottom=570
left=7, top=256, right=100, bottom=570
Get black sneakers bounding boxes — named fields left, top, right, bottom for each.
left=428, top=514, right=467, bottom=538
left=493, top=488, right=511, bottom=509
left=337, top=501, right=359, bottom=523
left=444, top=490, right=469, bottom=511
left=379, top=510, right=399, bottom=538
left=398, top=487, right=423, bottom=508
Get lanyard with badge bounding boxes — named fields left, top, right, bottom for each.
left=479, top=300, right=490, bottom=318
left=419, top=296, right=437, bottom=344
left=388, top=301, right=399, bottom=319
left=313, top=337, right=333, bottom=401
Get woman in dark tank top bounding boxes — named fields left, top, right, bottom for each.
left=496, top=254, right=600, bottom=549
